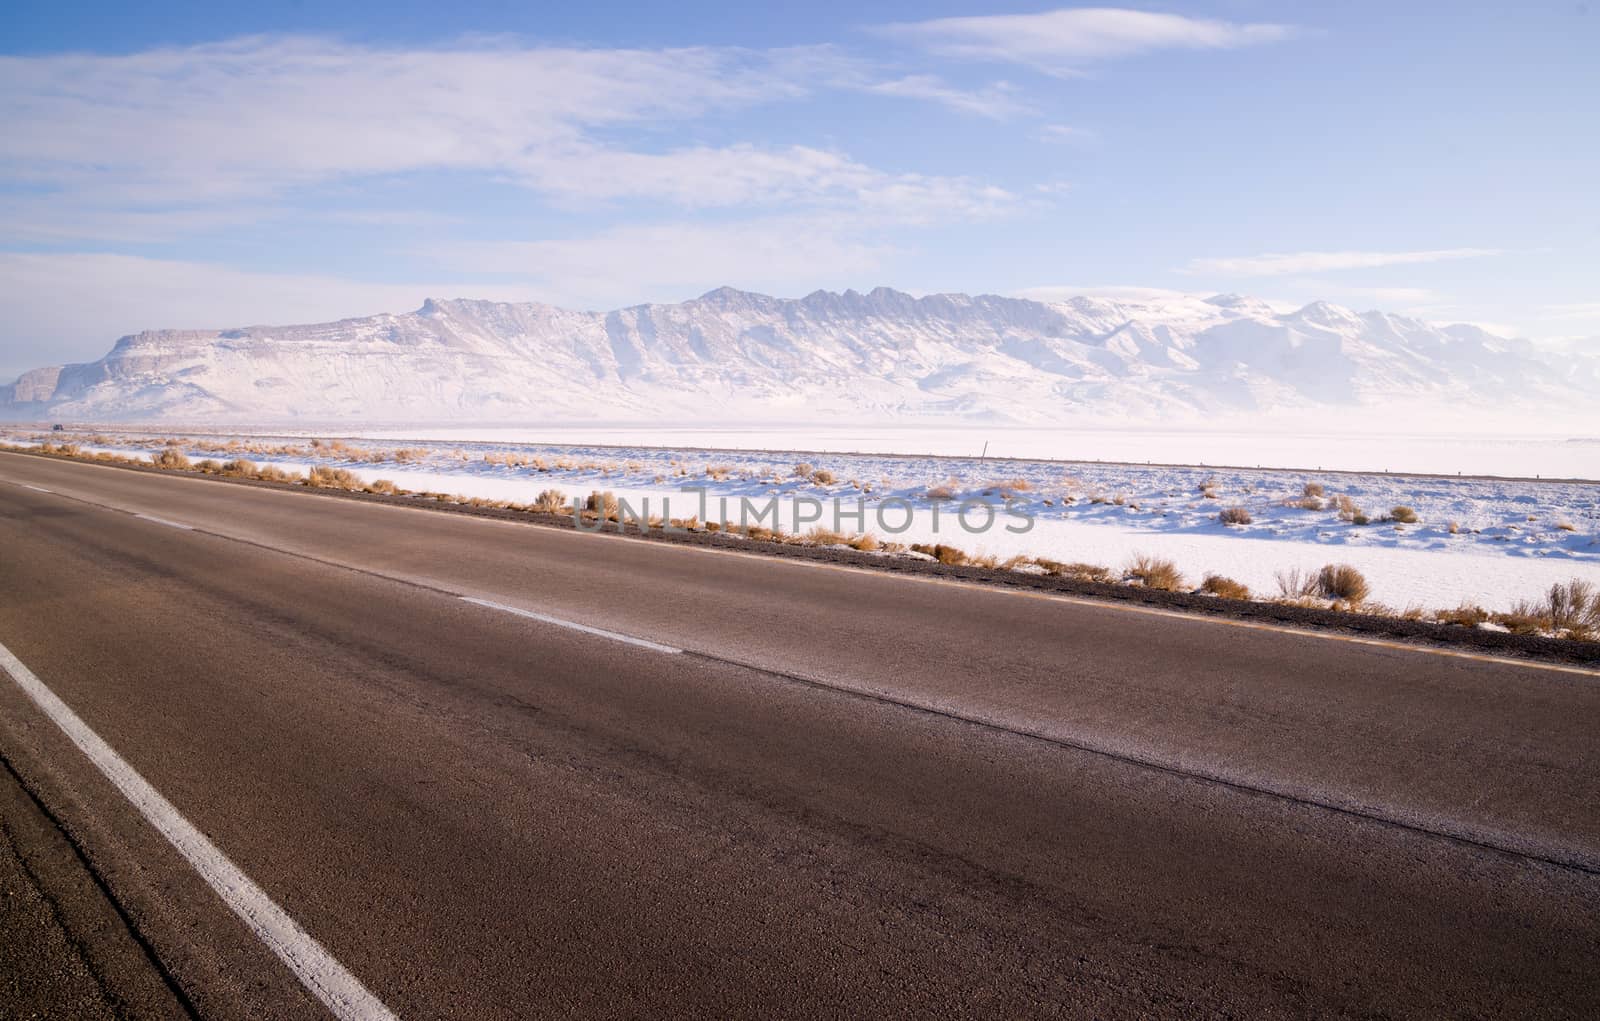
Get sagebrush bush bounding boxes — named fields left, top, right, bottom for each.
left=365, top=479, right=400, bottom=495
left=149, top=448, right=191, bottom=470
left=305, top=465, right=361, bottom=489
left=1303, top=482, right=1326, bottom=497
left=1126, top=554, right=1183, bottom=591
left=911, top=542, right=969, bottom=565
left=1545, top=579, right=1599, bottom=632
left=532, top=489, right=567, bottom=514
left=810, top=469, right=837, bottom=485
left=1200, top=574, right=1251, bottom=600
left=1390, top=505, right=1420, bottom=524
left=1219, top=506, right=1252, bottom=526
left=221, top=458, right=258, bottom=477
left=1316, top=563, right=1371, bottom=603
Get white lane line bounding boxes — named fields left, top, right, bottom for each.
left=461, top=597, right=683, bottom=654
left=134, top=513, right=194, bottom=531
left=0, top=640, right=399, bottom=1021
left=20, top=484, right=52, bottom=493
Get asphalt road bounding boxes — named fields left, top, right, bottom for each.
left=1, top=450, right=1598, bottom=1019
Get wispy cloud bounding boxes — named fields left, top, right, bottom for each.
left=1184, top=248, right=1504, bottom=276
left=878, top=8, right=1295, bottom=74
left=0, top=35, right=1013, bottom=226
left=862, top=75, right=1029, bottom=118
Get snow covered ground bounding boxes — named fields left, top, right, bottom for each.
left=11, top=427, right=1598, bottom=613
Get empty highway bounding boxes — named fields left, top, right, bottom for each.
left=2, top=451, right=1598, bottom=1019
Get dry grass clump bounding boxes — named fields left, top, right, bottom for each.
left=584, top=490, right=620, bottom=519
left=848, top=533, right=881, bottom=552
left=925, top=479, right=959, bottom=500
left=911, top=542, right=970, bottom=566
left=532, top=489, right=568, bottom=514
left=1389, top=505, right=1420, bottom=524
left=810, top=468, right=837, bottom=486
left=1434, top=603, right=1490, bottom=627
left=1274, top=567, right=1319, bottom=600
left=803, top=526, right=849, bottom=546
left=256, top=465, right=299, bottom=483
left=1031, top=560, right=1113, bottom=583
left=391, top=447, right=429, bottom=463
left=1555, top=520, right=1577, bottom=532
left=1126, top=554, right=1184, bottom=591
left=1544, top=579, right=1599, bottom=634
left=1316, top=563, right=1370, bottom=603
left=1200, top=574, right=1251, bottom=600
left=1302, top=482, right=1326, bottom=497
left=149, top=448, right=191, bottom=470
left=1219, top=506, right=1252, bottom=526
left=195, top=458, right=224, bottom=472
left=1296, top=494, right=1326, bottom=511
left=705, top=464, right=736, bottom=481
left=792, top=462, right=815, bottom=478
left=221, top=458, right=258, bottom=477
left=364, top=479, right=401, bottom=495
left=305, top=465, right=362, bottom=490
left=1331, top=494, right=1362, bottom=521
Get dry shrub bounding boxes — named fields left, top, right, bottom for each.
left=1434, top=603, right=1490, bottom=627
left=1219, top=506, right=1252, bottom=526
left=1126, top=554, right=1183, bottom=591
left=1555, top=520, right=1577, bottom=532
left=810, top=469, right=837, bottom=486
left=1035, top=561, right=1114, bottom=583
left=911, top=542, right=970, bottom=566
left=1200, top=575, right=1251, bottom=600
left=1316, top=563, right=1370, bottom=603
left=705, top=464, right=736, bottom=481
left=532, top=489, right=568, bottom=514
left=925, top=482, right=959, bottom=500
left=1303, top=482, right=1326, bottom=497
left=256, top=465, right=298, bottom=483
left=305, top=465, right=361, bottom=489
left=365, top=479, right=400, bottom=495
left=1390, top=505, right=1420, bottom=524
left=221, top=458, right=258, bottom=477
left=392, top=447, right=429, bottom=463
left=1545, top=579, right=1600, bottom=632
left=848, top=533, right=881, bottom=552
left=1275, top=568, right=1319, bottom=600
left=584, top=490, right=619, bottom=519
left=1493, top=601, right=1550, bottom=635
left=1332, top=494, right=1362, bottom=521
left=195, top=458, right=223, bottom=473
left=792, top=462, right=815, bottom=477
left=1297, top=494, right=1326, bottom=511
left=804, top=527, right=849, bottom=546
left=149, top=448, right=191, bottom=470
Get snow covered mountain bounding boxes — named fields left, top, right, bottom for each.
left=3, top=287, right=1594, bottom=425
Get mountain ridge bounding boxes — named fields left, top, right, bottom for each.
left=4, top=286, right=1594, bottom=426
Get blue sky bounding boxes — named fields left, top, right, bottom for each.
left=2, top=1, right=1597, bottom=378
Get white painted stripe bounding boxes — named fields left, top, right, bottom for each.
left=134, top=513, right=193, bottom=531
left=461, top=597, right=683, bottom=654
left=20, top=484, right=52, bottom=493
left=0, top=641, right=399, bottom=1021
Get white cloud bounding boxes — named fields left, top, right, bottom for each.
left=512, top=142, right=1013, bottom=218
left=1184, top=248, right=1504, bottom=276
left=0, top=35, right=1020, bottom=241
left=862, top=75, right=1029, bottom=118
left=879, top=8, right=1295, bottom=74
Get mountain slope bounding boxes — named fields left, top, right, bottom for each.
left=3, top=287, right=1593, bottom=425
